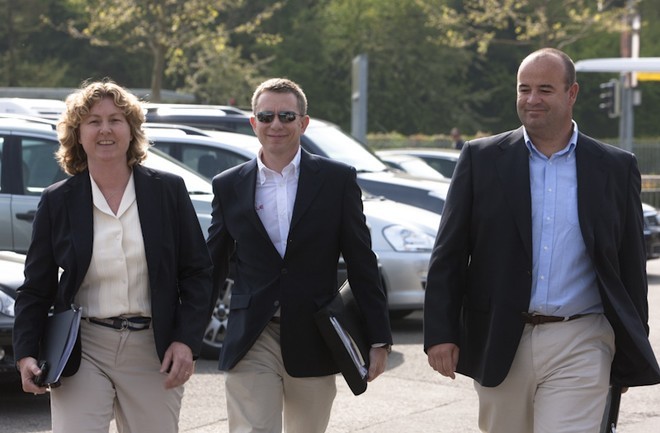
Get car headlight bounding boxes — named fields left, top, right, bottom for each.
left=382, top=225, right=435, bottom=252
left=0, top=290, right=15, bottom=317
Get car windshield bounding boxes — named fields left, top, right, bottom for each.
left=144, top=147, right=213, bottom=195
left=303, top=125, right=388, bottom=173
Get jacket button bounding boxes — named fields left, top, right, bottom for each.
left=281, top=268, right=288, bottom=274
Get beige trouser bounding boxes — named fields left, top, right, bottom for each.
left=225, top=321, right=337, bottom=433
left=50, top=320, right=183, bottom=433
left=475, top=314, right=615, bottom=433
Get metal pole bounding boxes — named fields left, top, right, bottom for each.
left=619, top=75, right=634, bottom=152
left=351, top=54, right=368, bottom=144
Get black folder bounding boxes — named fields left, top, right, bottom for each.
left=600, top=384, right=622, bottom=433
left=314, top=281, right=370, bottom=395
left=36, top=305, right=82, bottom=387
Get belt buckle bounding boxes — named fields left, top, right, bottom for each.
left=115, top=317, right=129, bottom=330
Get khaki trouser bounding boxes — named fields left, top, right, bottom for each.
left=51, top=320, right=183, bottom=433
left=475, top=314, right=615, bottom=433
left=225, top=321, right=337, bottom=433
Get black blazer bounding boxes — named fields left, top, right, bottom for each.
left=13, top=165, right=214, bottom=376
left=207, top=149, right=392, bottom=377
left=424, top=128, right=660, bottom=387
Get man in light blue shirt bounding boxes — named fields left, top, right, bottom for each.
left=424, top=48, right=660, bottom=433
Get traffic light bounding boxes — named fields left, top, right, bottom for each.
left=599, top=79, right=621, bottom=118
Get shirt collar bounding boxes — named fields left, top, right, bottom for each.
left=524, top=120, right=579, bottom=159
left=256, top=146, right=302, bottom=185
left=89, top=170, right=136, bottom=216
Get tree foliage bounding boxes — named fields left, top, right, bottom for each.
left=2, top=0, right=660, bottom=138
left=416, top=0, right=632, bottom=54
left=51, top=0, right=277, bottom=102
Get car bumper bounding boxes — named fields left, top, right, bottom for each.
left=0, top=315, right=16, bottom=377
left=645, top=227, right=660, bottom=260
left=377, top=251, right=429, bottom=311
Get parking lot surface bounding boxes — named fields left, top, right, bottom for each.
left=3, top=261, right=660, bottom=432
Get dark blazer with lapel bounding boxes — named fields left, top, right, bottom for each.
left=424, top=127, right=660, bottom=388
left=207, top=149, right=392, bottom=377
left=13, top=165, right=214, bottom=375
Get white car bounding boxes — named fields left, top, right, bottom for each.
left=377, top=148, right=460, bottom=179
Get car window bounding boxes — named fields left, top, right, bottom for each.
left=151, top=139, right=251, bottom=180
left=419, top=157, right=457, bottom=178
left=142, top=147, right=213, bottom=195
left=181, top=145, right=249, bottom=179
left=21, top=138, right=66, bottom=195
left=303, top=126, right=388, bottom=173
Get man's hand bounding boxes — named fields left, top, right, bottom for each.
left=367, top=346, right=389, bottom=382
left=160, top=341, right=195, bottom=389
left=17, top=357, right=48, bottom=394
left=427, top=343, right=459, bottom=379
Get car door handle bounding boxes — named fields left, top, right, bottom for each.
left=16, top=210, right=36, bottom=222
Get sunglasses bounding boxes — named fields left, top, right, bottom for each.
left=255, top=111, right=303, bottom=124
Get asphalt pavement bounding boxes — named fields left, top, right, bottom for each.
left=3, top=261, right=660, bottom=432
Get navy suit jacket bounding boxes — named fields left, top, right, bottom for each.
left=13, top=165, right=214, bottom=376
left=424, top=128, right=660, bottom=387
left=207, top=149, right=392, bottom=377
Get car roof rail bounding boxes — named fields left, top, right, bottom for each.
left=0, top=113, right=58, bottom=130
left=143, top=122, right=212, bottom=136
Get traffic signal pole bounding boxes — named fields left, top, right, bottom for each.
left=619, top=76, right=634, bottom=152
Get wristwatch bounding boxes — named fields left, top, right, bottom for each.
left=373, top=343, right=392, bottom=354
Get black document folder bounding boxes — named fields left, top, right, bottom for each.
left=600, top=384, right=622, bottom=433
left=37, top=305, right=82, bottom=387
left=314, top=281, right=370, bottom=395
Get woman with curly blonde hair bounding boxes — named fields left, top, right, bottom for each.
left=13, top=79, right=213, bottom=433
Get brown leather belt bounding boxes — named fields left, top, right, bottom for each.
left=521, top=312, right=586, bottom=325
left=86, top=316, right=151, bottom=331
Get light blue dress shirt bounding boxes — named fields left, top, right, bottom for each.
left=525, top=122, right=603, bottom=317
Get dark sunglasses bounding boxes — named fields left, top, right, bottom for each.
left=255, top=111, right=303, bottom=124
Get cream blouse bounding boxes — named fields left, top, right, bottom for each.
left=74, top=172, right=151, bottom=318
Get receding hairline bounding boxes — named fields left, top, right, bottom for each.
left=518, top=48, right=577, bottom=90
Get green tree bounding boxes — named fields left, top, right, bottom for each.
left=56, top=0, right=266, bottom=101
left=245, top=0, right=475, bottom=135
left=416, top=0, right=631, bottom=54
left=0, top=0, right=71, bottom=86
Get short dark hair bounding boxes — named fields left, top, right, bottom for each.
left=251, top=78, right=308, bottom=115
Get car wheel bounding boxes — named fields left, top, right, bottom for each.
left=200, top=278, right=232, bottom=359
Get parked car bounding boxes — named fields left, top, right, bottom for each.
left=376, top=152, right=448, bottom=180
left=0, top=251, right=26, bottom=382
left=0, top=98, right=65, bottom=120
left=148, top=129, right=441, bottom=319
left=377, top=148, right=460, bottom=179
left=1, top=115, right=437, bottom=360
left=643, top=203, right=660, bottom=260
left=0, top=114, right=224, bottom=358
left=142, top=105, right=451, bottom=214
left=0, top=114, right=214, bottom=252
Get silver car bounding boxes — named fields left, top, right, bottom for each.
left=148, top=130, right=441, bottom=319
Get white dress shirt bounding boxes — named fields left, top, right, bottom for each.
left=254, top=148, right=301, bottom=258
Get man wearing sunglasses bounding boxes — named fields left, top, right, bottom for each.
left=207, top=78, right=392, bottom=433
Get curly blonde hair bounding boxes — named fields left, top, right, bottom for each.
left=56, top=80, right=148, bottom=175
